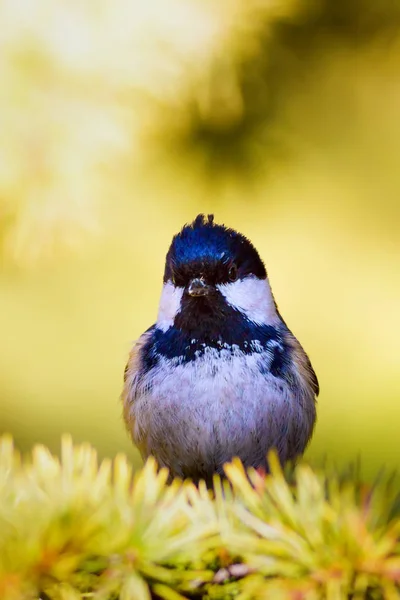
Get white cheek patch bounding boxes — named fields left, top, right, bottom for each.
left=217, top=276, right=279, bottom=325
left=156, top=282, right=184, bottom=332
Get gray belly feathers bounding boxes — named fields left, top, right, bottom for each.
left=124, top=344, right=316, bottom=484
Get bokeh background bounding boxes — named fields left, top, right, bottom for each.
left=0, top=0, right=399, bottom=478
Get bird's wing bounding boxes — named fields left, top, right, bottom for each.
left=289, top=335, right=319, bottom=400
left=275, top=313, right=319, bottom=398
left=121, top=326, right=155, bottom=456
left=305, top=353, right=319, bottom=397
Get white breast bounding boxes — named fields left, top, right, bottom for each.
left=128, top=345, right=315, bottom=480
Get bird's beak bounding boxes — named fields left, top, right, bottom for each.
left=187, top=278, right=211, bottom=297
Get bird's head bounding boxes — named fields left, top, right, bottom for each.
left=156, top=214, right=280, bottom=340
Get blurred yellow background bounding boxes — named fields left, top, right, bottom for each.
left=0, top=0, right=399, bottom=477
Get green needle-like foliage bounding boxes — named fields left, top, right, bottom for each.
left=0, top=436, right=398, bottom=600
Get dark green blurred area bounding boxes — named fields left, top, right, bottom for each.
left=0, top=0, right=399, bottom=477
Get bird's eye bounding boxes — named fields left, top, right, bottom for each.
left=228, top=264, right=238, bottom=282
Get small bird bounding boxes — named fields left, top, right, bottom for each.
left=122, top=214, right=318, bottom=485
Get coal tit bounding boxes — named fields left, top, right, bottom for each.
left=122, top=214, right=318, bottom=485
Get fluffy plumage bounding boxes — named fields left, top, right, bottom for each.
left=122, top=214, right=318, bottom=486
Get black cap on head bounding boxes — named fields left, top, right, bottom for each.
left=164, top=214, right=266, bottom=285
